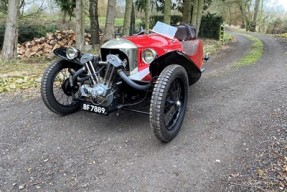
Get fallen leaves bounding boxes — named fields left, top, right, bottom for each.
left=257, top=169, right=266, bottom=178
left=0, top=75, right=41, bottom=94
left=230, top=143, right=287, bottom=191
left=228, top=108, right=287, bottom=192
left=274, top=33, right=287, bottom=39
left=0, top=60, right=47, bottom=94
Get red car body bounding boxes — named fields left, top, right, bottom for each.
left=124, top=28, right=204, bottom=85
left=41, top=22, right=206, bottom=142
left=126, top=33, right=204, bottom=72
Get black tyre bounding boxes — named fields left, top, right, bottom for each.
left=150, top=64, right=189, bottom=142
left=41, top=60, right=80, bottom=115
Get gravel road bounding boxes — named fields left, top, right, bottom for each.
left=0, top=31, right=286, bottom=192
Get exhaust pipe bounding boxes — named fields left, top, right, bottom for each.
left=118, top=70, right=151, bottom=91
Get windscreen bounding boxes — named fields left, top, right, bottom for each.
left=151, top=21, right=178, bottom=39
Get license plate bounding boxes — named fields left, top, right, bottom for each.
left=81, top=103, right=107, bottom=115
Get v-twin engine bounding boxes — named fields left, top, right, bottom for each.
left=79, top=58, right=116, bottom=106
left=80, top=83, right=114, bottom=106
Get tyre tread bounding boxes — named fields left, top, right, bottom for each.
left=41, top=61, right=79, bottom=115
left=150, top=64, right=188, bottom=142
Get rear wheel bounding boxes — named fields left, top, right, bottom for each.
left=150, top=64, right=189, bottom=142
left=41, top=60, right=81, bottom=115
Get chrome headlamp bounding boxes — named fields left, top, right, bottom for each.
left=66, top=47, right=79, bottom=60
left=142, top=48, right=157, bottom=64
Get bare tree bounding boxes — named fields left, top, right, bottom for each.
left=102, top=0, right=116, bottom=42
left=123, top=0, right=132, bottom=36
left=196, top=0, right=204, bottom=35
left=130, top=2, right=135, bottom=34
left=237, top=0, right=251, bottom=31
left=164, top=0, right=171, bottom=24
left=191, top=0, right=198, bottom=25
left=145, top=0, right=150, bottom=33
left=251, top=0, right=260, bottom=32
left=89, top=0, right=100, bottom=47
left=182, top=0, right=192, bottom=24
left=258, top=0, right=264, bottom=32
left=75, top=0, right=84, bottom=50
left=1, top=0, right=20, bottom=61
left=191, top=0, right=204, bottom=35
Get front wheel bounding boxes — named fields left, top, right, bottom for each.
left=41, top=60, right=81, bottom=115
left=150, top=64, right=189, bottom=142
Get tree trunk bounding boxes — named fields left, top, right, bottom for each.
left=191, top=0, right=198, bottom=25
left=130, top=2, right=135, bottom=35
left=238, top=0, right=249, bottom=31
left=89, top=0, right=100, bottom=48
left=102, top=0, right=116, bottom=42
left=258, top=0, right=263, bottom=32
left=227, top=3, right=232, bottom=26
left=1, top=0, right=20, bottom=61
left=251, top=0, right=260, bottom=32
left=76, top=0, right=85, bottom=50
left=62, top=11, right=67, bottom=24
left=163, top=0, right=171, bottom=24
left=123, top=0, right=132, bottom=36
left=196, top=0, right=203, bottom=36
left=145, top=0, right=150, bottom=33
left=182, top=0, right=192, bottom=24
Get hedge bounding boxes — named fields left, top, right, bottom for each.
left=0, top=23, right=57, bottom=48
left=199, top=13, right=223, bottom=40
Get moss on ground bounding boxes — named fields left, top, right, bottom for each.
left=234, top=34, right=264, bottom=67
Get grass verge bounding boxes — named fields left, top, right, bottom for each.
left=203, top=31, right=234, bottom=56
left=234, top=34, right=264, bottom=67
left=0, top=59, right=48, bottom=94
left=274, top=33, right=287, bottom=39
left=203, top=39, right=222, bottom=55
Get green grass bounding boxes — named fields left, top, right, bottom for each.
left=99, top=17, right=124, bottom=27
left=234, top=34, right=264, bottom=67
left=273, top=33, right=287, bottom=39
left=203, top=32, right=234, bottom=55
left=223, top=32, right=233, bottom=43
left=203, top=39, right=222, bottom=55
left=98, top=17, right=142, bottom=28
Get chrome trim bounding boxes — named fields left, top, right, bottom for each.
left=101, top=39, right=138, bottom=75
left=66, top=47, right=79, bottom=60
left=142, top=48, right=157, bottom=64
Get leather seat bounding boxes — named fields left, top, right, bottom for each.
left=175, top=25, right=196, bottom=41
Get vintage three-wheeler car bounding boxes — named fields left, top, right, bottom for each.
left=41, top=21, right=206, bottom=142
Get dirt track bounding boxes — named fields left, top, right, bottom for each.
left=0, top=31, right=287, bottom=191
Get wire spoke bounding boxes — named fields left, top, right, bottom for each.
left=52, top=67, right=77, bottom=106
left=164, top=78, right=184, bottom=130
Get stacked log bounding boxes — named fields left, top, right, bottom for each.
left=17, top=30, right=91, bottom=59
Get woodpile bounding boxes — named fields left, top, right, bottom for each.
left=17, top=30, right=91, bottom=59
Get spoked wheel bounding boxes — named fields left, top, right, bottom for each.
left=41, top=60, right=81, bottom=115
left=150, top=65, right=189, bottom=142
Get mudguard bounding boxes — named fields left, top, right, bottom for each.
left=53, top=48, right=83, bottom=65
left=149, top=51, right=202, bottom=85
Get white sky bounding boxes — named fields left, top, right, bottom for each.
left=266, top=0, right=287, bottom=11
left=277, top=0, right=287, bottom=10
